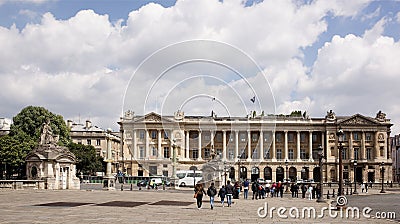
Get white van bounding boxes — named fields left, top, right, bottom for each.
left=177, top=170, right=202, bottom=187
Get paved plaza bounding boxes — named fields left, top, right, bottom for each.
left=0, top=185, right=398, bottom=224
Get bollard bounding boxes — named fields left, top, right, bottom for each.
left=130, top=184, right=133, bottom=191
left=327, top=190, right=330, bottom=199
left=121, top=184, right=123, bottom=191
left=332, top=189, right=335, bottom=198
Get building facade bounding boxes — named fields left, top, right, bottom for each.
left=118, top=110, right=392, bottom=184
left=390, top=135, right=400, bottom=183
left=68, top=120, right=121, bottom=174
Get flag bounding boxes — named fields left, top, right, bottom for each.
left=250, top=96, right=255, bottom=103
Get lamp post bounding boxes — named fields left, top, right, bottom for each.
left=285, top=159, right=289, bottom=192
left=103, top=128, right=115, bottom=190
left=353, top=160, right=358, bottom=194
left=171, top=139, right=178, bottom=188
left=380, top=162, right=386, bottom=193
left=237, top=156, right=241, bottom=182
left=336, top=128, right=344, bottom=196
left=317, top=145, right=325, bottom=202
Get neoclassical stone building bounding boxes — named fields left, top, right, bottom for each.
left=118, top=110, right=392, bottom=184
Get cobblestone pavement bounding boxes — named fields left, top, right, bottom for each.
left=0, top=187, right=398, bottom=224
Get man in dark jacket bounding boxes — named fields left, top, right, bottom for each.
left=251, top=181, right=259, bottom=200
left=207, top=182, right=217, bottom=210
left=226, top=181, right=234, bottom=207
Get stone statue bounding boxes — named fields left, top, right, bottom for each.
left=40, top=120, right=57, bottom=145
left=326, top=110, right=336, bottom=120
left=376, top=110, right=386, bottom=121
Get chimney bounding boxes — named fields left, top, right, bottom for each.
left=85, top=120, right=92, bottom=129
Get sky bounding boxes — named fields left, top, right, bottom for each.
left=0, top=0, right=400, bottom=134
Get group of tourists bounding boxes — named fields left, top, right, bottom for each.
left=193, top=179, right=329, bottom=209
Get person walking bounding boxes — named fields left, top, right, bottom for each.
left=301, top=184, right=307, bottom=198
left=194, top=183, right=206, bottom=209
left=361, top=183, right=365, bottom=193
left=226, top=181, right=234, bottom=207
left=243, top=179, right=250, bottom=199
left=218, top=185, right=226, bottom=207
left=207, top=182, right=217, bottom=210
left=251, top=181, right=258, bottom=200
left=308, top=184, right=313, bottom=200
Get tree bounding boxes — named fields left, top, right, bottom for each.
left=67, top=142, right=103, bottom=175
left=10, top=106, right=70, bottom=146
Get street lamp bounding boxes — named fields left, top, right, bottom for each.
left=317, top=145, right=325, bottom=202
left=171, top=139, right=178, bottom=188
left=336, top=128, right=344, bottom=196
left=103, top=128, right=115, bottom=190
left=353, top=160, right=358, bottom=194
left=285, top=159, right=289, bottom=192
left=380, top=162, right=386, bottom=193
left=237, top=156, right=241, bottom=182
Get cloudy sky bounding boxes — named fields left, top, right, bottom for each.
left=0, top=0, right=399, bottom=134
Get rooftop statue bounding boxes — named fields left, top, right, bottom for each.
left=39, top=120, right=59, bottom=145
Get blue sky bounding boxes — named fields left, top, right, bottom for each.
left=0, top=0, right=399, bottom=133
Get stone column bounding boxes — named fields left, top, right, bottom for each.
left=284, top=131, right=288, bottom=160
left=198, top=131, right=202, bottom=160
left=186, top=131, right=190, bottom=159
left=223, top=130, right=227, bottom=160
left=375, top=132, right=379, bottom=159
left=325, top=132, right=330, bottom=158
left=297, top=131, right=301, bottom=161
left=247, top=130, right=251, bottom=160
left=211, top=131, right=215, bottom=147
left=235, top=130, right=239, bottom=158
left=133, top=130, right=137, bottom=159
left=145, top=130, right=150, bottom=158
left=260, top=131, right=264, bottom=160
left=349, top=131, right=354, bottom=160
left=272, top=132, right=276, bottom=161
left=158, top=130, right=162, bottom=159
left=309, top=131, right=313, bottom=162
left=361, top=132, right=366, bottom=160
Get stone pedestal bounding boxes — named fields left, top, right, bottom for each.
left=103, top=176, right=115, bottom=191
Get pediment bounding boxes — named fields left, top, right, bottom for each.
left=338, top=114, right=379, bottom=126
left=135, top=112, right=174, bottom=123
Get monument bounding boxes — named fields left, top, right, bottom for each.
left=25, top=120, right=80, bottom=190
left=201, top=146, right=225, bottom=188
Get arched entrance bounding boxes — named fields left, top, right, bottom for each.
left=229, top=167, right=235, bottom=180
left=240, top=166, right=247, bottom=181
left=276, top=167, right=284, bottom=182
left=356, top=167, right=363, bottom=183
left=289, top=167, right=297, bottom=182
left=313, top=167, right=321, bottom=182
left=264, top=167, right=272, bottom=181
left=251, top=167, right=260, bottom=182
left=301, top=167, right=309, bottom=180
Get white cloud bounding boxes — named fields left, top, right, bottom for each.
left=18, top=9, right=39, bottom=20
left=1, top=0, right=391, bottom=132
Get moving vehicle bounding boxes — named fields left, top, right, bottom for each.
left=177, top=170, right=202, bottom=187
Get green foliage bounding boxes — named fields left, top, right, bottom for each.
left=289, top=110, right=302, bottom=117
left=10, top=106, right=70, bottom=146
left=67, top=142, right=103, bottom=175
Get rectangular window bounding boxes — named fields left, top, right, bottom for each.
left=276, top=133, right=282, bottom=143
left=151, top=130, right=157, bottom=139
left=204, top=148, right=210, bottom=158
left=152, top=146, right=157, bottom=156
left=264, top=132, right=270, bottom=142
left=251, top=148, right=258, bottom=159
left=354, top=148, right=359, bottom=160
left=96, top=139, right=101, bottom=146
left=264, top=149, right=270, bottom=159
left=365, top=133, right=372, bottom=141
left=288, top=133, right=294, bottom=142
left=216, top=133, right=222, bottom=142
left=87, top=139, right=91, bottom=145
left=163, top=147, right=169, bottom=158
left=343, top=133, right=348, bottom=141
left=192, top=148, right=198, bottom=159
left=380, top=146, right=384, bottom=156
left=288, top=149, right=294, bottom=160
left=204, top=134, right=211, bottom=141
left=139, top=146, right=145, bottom=159
left=216, top=148, right=222, bottom=156
left=300, top=149, right=306, bottom=159
left=276, top=149, right=282, bottom=160
left=139, top=130, right=145, bottom=139
left=353, top=132, right=359, bottom=141
left=366, top=148, right=372, bottom=160
left=240, top=133, right=246, bottom=142
left=312, top=133, right=317, bottom=143
left=228, top=149, right=234, bottom=160
left=239, top=149, right=246, bottom=159
left=342, top=148, right=348, bottom=160
left=77, top=139, right=82, bottom=144
left=300, top=133, right=306, bottom=142
left=252, top=133, right=258, bottom=142
left=229, top=133, right=234, bottom=142
left=163, top=131, right=169, bottom=139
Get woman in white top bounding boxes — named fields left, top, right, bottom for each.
left=308, top=185, right=313, bottom=200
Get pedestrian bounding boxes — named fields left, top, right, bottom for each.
left=265, top=182, right=270, bottom=198
left=290, top=183, right=295, bottom=198
left=218, top=185, right=226, bottom=207
left=278, top=181, right=283, bottom=198
left=251, top=181, right=258, bottom=200
left=301, top=184, right=307, bottom=198
left=243, top=179, right=249, bottom=199
left=365, top=182, right=368, bottom=193
left=361, top=183, right=365, bottom=193
left=226, top=180, right=234, bottom=207
left=294, top=183, right=299, bottom=198
left=207, top=182, right=217, bottom=210
left=308, top=184, right=313, bottom=200
left=194, top=183, right=206, bottom=209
